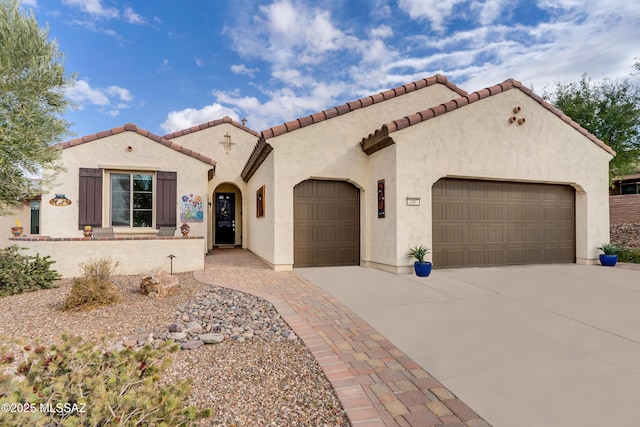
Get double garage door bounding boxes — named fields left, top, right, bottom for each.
left=433, top=179, right=575, bottom=268
left=294, top=180, right=360, bottom=267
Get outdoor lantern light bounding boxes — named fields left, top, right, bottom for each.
left=167, top=254, right=176, bottom=274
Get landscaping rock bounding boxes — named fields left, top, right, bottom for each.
left=611, top=223, right=640, bottom=248
left=199, top=333, right=224, bottom=344
left=181, top=340, right=204, bottom=350
left=140, top=270, right=179, bottom=298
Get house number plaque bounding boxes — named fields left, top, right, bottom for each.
left=406, top=197, right=420, bottom=206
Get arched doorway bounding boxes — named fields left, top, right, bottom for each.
left=213, top=183, right=242, bottom=246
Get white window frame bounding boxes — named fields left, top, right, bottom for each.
left=107, top=171, right=156, bottom=228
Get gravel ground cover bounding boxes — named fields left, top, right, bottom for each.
left=0, top=272, right=349, bottom=426
left=611, top=223, right=640, bottom=248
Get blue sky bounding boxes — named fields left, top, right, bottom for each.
left=22, top=0, right=640, bottom=139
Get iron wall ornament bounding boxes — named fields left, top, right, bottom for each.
left=378, top=180, right=385, bottom=218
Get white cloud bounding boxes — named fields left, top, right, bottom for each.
left=123, top=6, right=147, bottom=25
left=397, top=0, right=466, bottom=31
left=65, top=79, right=134, bottom=117
left=160, top=104, right=240, bottom=134
left=65, top=80, right=109, bottom=107
left=61, top=0, right=118, bottom=19
left=21, top=0, right=37, bottom=7
left=370, top=25, right=393, bottom=38
left=231, top=64, right=259, bottom=77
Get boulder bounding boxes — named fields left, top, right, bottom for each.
left=140, top=271, right=179, bottom=298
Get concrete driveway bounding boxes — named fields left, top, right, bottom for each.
left=295, top=264, right=640, bottom=427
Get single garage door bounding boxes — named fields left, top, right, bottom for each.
left=294, top=180, right=360, bottom=267
left=432, top=178, right=575, bottom=267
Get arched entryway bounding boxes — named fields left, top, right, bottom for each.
left=213, top=183, right=242, bottom=246
left=293, top=179, right=360, bottom=267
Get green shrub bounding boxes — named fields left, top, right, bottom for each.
left=617, top=247, right=640, bottom=263
left=61, top=258, right=122, bottom=311
left=0, top=335, right=212, bottom=426
left=0, top=245, right=60, bottom=297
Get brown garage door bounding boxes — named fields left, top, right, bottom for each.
left=432, top=178, right=575, bottom=268
left=294, top=180, right=360, bottom=267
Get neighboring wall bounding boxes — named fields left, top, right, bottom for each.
left=610, top=194, right=640, bottom=223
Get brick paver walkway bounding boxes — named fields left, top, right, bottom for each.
left=194, top=248, right=490, bottom=427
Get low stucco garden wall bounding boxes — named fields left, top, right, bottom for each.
left=9, top=236, right=205, bottom=278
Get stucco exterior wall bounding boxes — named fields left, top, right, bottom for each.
left=393, top=89, right=612, bottom=269
left=169, top=123, right=258, bottom=249
left=40, top=132, right=212, bottom=243
left=0, top=202, right=33, bottom=248
left=12, top=237, right=204, bottom=277
left=264, top=83, right=462, bottom=268
left=362, top=145, right=399, bottom=272
left=246, top=153, right=276, bottom=267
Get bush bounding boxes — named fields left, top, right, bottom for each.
left=0, top=335, right=212, bottom=426
left=0, top=245, right=60, bottom=297
left=617, top=247, right=640, bottom=263
left=61, top=258, right=122, bottom=311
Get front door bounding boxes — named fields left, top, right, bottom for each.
left=215, top=193, right=235, bottom=245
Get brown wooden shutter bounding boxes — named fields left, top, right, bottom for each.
left=156, top=171, right=177, bottom=228
left=78, top=168, right=103, bottom=229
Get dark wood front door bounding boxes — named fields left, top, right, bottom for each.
left=215, top=193, right=235, bottom=245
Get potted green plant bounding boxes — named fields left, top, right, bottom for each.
left=407, top=245, right=432, bottom=277
left=598, top=243, right=619, bottom=267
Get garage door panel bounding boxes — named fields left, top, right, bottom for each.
left=468, top=205, right=485, bottom=220
left=446, top=204, right=463, bottom=220
left=294, top=180, right=360, bottom=267
left=433, top=179, right=575, bottom=268
left=294, top=203, right=313, bottom=220
left=487, top=205, right=503, bottom=220
left=316, top=204, right=335, bottom=220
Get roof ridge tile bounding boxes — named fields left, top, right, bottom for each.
left=163, top=116, right=259, bottom=140
left=259, top=74, right=467, bottom=140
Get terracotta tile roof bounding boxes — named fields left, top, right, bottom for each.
left=241, top=74, right=467, bottom=181
left=163, top=116, right=259, bottom=139
left=56, top=123, right=217, bottom=167
left=362, top=79, right=616, bottom=157
left=260, top=74, right=467, bottom=139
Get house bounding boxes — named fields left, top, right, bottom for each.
left=609, top=170, right=640, bottom=224
left=8, top=75, right=614, bottom=276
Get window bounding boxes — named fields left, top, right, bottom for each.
left=621, top=182, right=639, bottom=195
left=110, top=173, right=153, bottom=227
left=30, top=201, right=40, bottom=234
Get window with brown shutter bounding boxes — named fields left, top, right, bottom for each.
left=156, top=171, right=177, bottom=228
left=78, top=168, right=103, bottom=229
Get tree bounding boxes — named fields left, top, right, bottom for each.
left=544, top=63, right=640, bottom=182
left=0, top=0, right=74, bottom=214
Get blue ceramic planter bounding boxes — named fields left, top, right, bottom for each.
left=414, top=261, right=432, bottom=277
left=599, top=254, right=618, bottom=267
